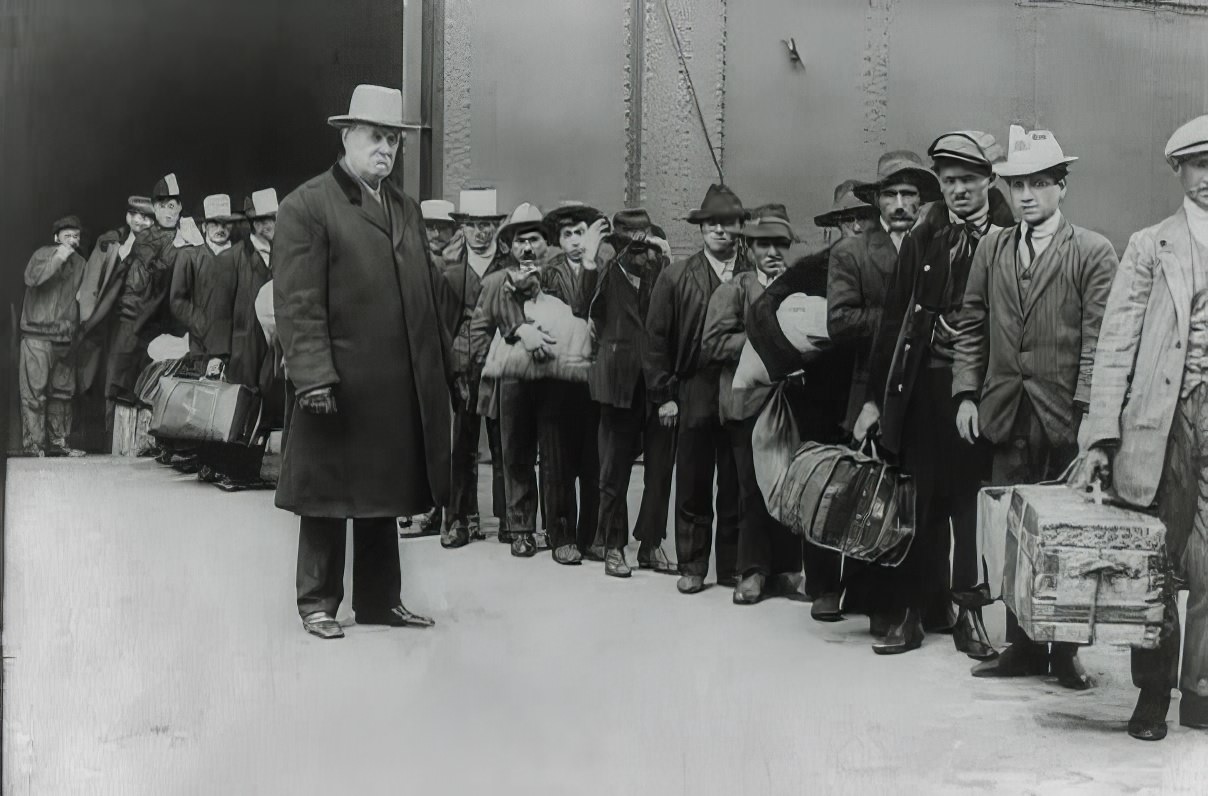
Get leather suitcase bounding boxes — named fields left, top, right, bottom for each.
left=150, top=377, right=261, bottom=445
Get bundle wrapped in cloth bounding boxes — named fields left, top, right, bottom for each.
left=481, top=270, right=592, bottom=382
left=733, top=292, right=829, bottom=390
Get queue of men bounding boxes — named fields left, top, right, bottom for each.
left=14, top=83, right=1208, bottom=742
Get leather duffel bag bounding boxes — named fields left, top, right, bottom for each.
left=149, top=376, right=261, bottom=445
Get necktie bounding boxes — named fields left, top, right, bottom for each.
left=1023, top=227, right=1036, bottom=271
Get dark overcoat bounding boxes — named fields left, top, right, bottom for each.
left=222, top=239, right=272, bottom=390
left=951, top=217, right=1117, bottom=448
left=273, top=162, right=461, bottom=518
left=169, top=243, right=234, bottom=356
left=586, top=252, right=665, bottom=408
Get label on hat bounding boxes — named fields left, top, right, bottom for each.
left=165, top=173, right=180, bottom=195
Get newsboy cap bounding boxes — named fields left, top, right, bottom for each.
left=52, top=215, right=81, bottom=235
left=1165, top=114, right=1208, bottom=165
left=127, top=196, right=155, bottom=217
left=928, top=131, right=1004, bottom=172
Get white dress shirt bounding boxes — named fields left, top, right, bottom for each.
left=251, top=234, right=272, bottom=268
left=704, top=249, right=737, bottom=284
left=1018, top=210, right=1063, bottom=271
left=468, top=243, right=497, bottom=278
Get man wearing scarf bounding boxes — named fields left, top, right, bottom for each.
left=857, top=131, right=1015, bottom=656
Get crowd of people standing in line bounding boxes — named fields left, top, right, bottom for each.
left=15, top=81, right=1208, bottom=743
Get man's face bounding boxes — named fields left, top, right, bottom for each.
left=342, top=124, right=401, bottom=184
left=462, top=219, right=499, bottom=254
left=128, top=212, right=154, bottom=233
left=936, top=163, right=991, bottom=220
left=56, top=228, right=81, bottom=250
left=1177, top=153, right=1208, bottom=212
left=750, top=237, right=790, bottom=280
left=877, top=182, right=921, bottom=231
left=425, top=221, right=455, bottom=253
left=558, top=221, right=588, bottom=262
left=511, top=230, right=547, bottom=265
left=154, top=198, right=182, bottom=229
left=204, top=220, right=232, bottom=246
left=253, top=217, right=276, bottom=243
left=700, top=218, right=742, bottom=259
left=1008, top=172, right=1066, bottom=226
left=836, top=214, right=866, bottom=239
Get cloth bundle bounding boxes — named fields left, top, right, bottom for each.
left=733, top=292, right=829, bottom=390
left=481, top=292, right=593, bottom=383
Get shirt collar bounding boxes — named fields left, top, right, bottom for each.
left=1185, top=197, right=1208, bottom=249
left=880, top=215, right=906, bottom=252
left=251, top=234, right=271, bottom=255
left=703, top=248, right=737, bottom=279
left=1021, top=210, right=1063, bottom=241
left=207, top=240, right=231, bottom=256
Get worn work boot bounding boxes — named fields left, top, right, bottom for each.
left=1128, top=688, right=1171, bottom=741
left=468, top=513, right=486, bottom=540
left=302, top=611, right=344, bottom=640
left=553, top=544, right=583, bottom=565
left=637, top=543, right=677, bottom=575
left=583, top=543, right=606, bottom=562
left=810, top=592, right=843, bottom=622
left=604, top=548, right=632, bottom=578
left=676, top=574, right=706, bottom=595
left=510, top=533, right=537, bottom=558
left=733, top=572, right=766, bottom=605
left=441, top=519, right=470, bottom=549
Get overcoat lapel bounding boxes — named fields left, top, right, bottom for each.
left=1021, top=220, right=1074, bottom=320
left=689, top=252, right=713, bottom=301
left=1158, top=210, right=1193, bottom=339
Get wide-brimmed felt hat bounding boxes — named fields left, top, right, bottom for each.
left=544, top=201, right=605, bottom=234
left=449, top=188, right=506, bottom=222
left=993, top=125, right=1075, bottom=177
left=52, top=215, right=81, bottom=235
left=1165, top=114, right=1208, bottom=165
left=813, top=179, right=876, bottom=228
left=127, top=196, right=155, bottom=217
left=686, top=183, right=747, bottom=224
left=853, top=151, right=940, bottom=205
left=152, top=173, right=182, bottom=201
left=243, top=188, right=279, bottom=220
left=327, top=84, right=421, bottom=130
left=201, top=193, right=241, bottom=223
left=606, top=208, right=667, bottom=250
left=928, top=131, right=1004, bottom=173
left=498, top=202, right=547, bottom=244
left=742, top=203, right=799, bottom=242
left=421, top=199, right=456, bottom=224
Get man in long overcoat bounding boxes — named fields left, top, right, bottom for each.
left=273, top=84, right=461, bottom=640
left=169, top=193, right=238, bottom=358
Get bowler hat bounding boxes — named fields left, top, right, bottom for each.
left=498, top=202, right=547, bottom=244
left=813, top=179, right=876, bottom=228
left=607, top=208, right=667, bottom=250
left=244, top=188, right=279, bottom=220
left=686, top=183, right=747, bottom=224
left=201, top=193, right=241, bottom=223
left=52, top=215, right=81, bottom=235
left=742, top=203, right=799, bottom=242
left=993, top=125, right=1076, bottom=177
left=421, top=199, right=456, bottom=224
left=853, top=151, right=940, bottom=205
left=1165, top=114, right=1208, bottom=164
left=544, top=201, right=605, bottom=235
left=127, top=196, right=155, bottom=217
left=328, top=84, right=420, bottom=130
left=449, top=188, right=506, bottom=222
left=152, top=173, right=182, bottom=201
left=928, top=131, right=1004, bottom=172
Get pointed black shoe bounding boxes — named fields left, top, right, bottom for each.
left=872, top=608, right=924, bottom=655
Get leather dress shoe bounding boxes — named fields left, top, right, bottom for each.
left=553, top=544, right=583, bottom=565
left=733, top=573, right=766, bottom=605
left=677, top=574, right=706, bottom=594
left=952, top=607, right=997, bottom=660
left=401, top=507, right=442, bottom=538
left=302, top=611, right=344, bottom=639
left=468, top=514, right=486, bottom=540
left=810, top=592, right=843, bottom=622
left=1180, top=692, right=1208, bottom=729
left=637, top=544, right=677, bottom=575
left=511, top=533, right=537, bottom=557
left=604, top=548, right=632, bottom=578
left=582, top=544, right=606, bottom=562
left=356, top=604, right=436, bottom=628
left=872, top=608, right=924, bottom=655
left=971, top=643, right=1049, bottom=678
left=1128, top=688, right=1171, bottom=741
left=1050, top=647, right=1096, bottom=691
left=441, top=521, right=470, bottom=549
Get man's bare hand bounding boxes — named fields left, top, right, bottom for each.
left=658, top=400, right=679, bottom=428
left=516, top=323, right=556, bottom=362
left=853, top=401, right=880, bottom=444
left=956, top=399, right=980, bottom=444
left=583, top=218, right=609, bottom=267
left=1069, top=447, right=1113, bottom=491
left=298, top=386, right=338, bottom=415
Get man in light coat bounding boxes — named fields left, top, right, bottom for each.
left=1075, top=114, right=1208, bottom=740
left=274, top=85, right=461, bottom=640
left=952, top=127, right=1116, bottom=686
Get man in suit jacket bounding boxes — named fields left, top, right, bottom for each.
left=859, top=132, right=1014, bottom=657
left=1075, top=115, right=1208, bottom=740
left=952, top=127, right=1116, bottom=688
left=589, top=210, right=676, bottom=577
left=645, top=183, right=746, bottom=594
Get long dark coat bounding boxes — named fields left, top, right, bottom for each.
left=951, top=216, right=1117, bottom=448
left=273, top=162, right=461, bottom=518
left=169, top=243, right=234, bottom=356
left=221, top=239, right=272, bottom=390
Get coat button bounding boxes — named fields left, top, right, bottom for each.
left=923, top=264, right=931, bottom=272
left=914, top=304, right=921, bottom=313
left=904, top=343, right=911, bottom=352
left=897, top=384, right=904, bottom=392
left=1166, top=377, right=1172, bottom=385
left=1176, top=341, right=1182, bottom=349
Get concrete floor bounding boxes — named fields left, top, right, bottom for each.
left=3, top=457, right=1207, bottom=796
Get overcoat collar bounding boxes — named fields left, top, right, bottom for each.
left=688, top=249, right=718, bottom=298
left=331, top=160, right=398, bottom=237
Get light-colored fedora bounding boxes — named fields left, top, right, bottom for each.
left=244, top=188, right=279, bottom=219
left=450, top=188, right=506, bottom=221
left=994, top=125, right=1077, bottom=177
left=813, top=179, right=876, bottom=228
left=201, top=193, right=241, bottom=223
left=421, top=199, right=456, bottom=223
left=498, top=202, right=547, bottom=243
left=327, top=84, right=421, bottom=130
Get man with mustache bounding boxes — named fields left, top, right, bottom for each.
left=1074, top=114, right=1208, bottom=740
left=645, top=183, right=746, bottom=594
left=953, top=127, right=1114, bottom=689
left=823, top=153, right=936, bottom=627
left=18, top=215, right=87, bottom=457
left=857, top=131, right=1015, bottom=657
left=169, top=193, right=239, bottom=358
left=274, top=85, right=462, bottom=640
left=468, top=202, right=561, bottom=559
left=701, top=204, right=797, bottom=604
left=433, top=187, right=510, bottom=549
left=421, top=199, right=458, bottom=260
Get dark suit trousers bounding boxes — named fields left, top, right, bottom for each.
left=104, top=318, right=149, bottom=427
left=450, top=403, right=481, bottom=521
left=729, top=416, right=802, bottom=577
left=563, top=383, right=601, bottom=550
left=597, top=380, right=676, bottom=549
left=296, top=516, right=400, bottom=618
left=887, top=366, right=989, bottom=614
left=675, top=420, right=741, bottom=579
